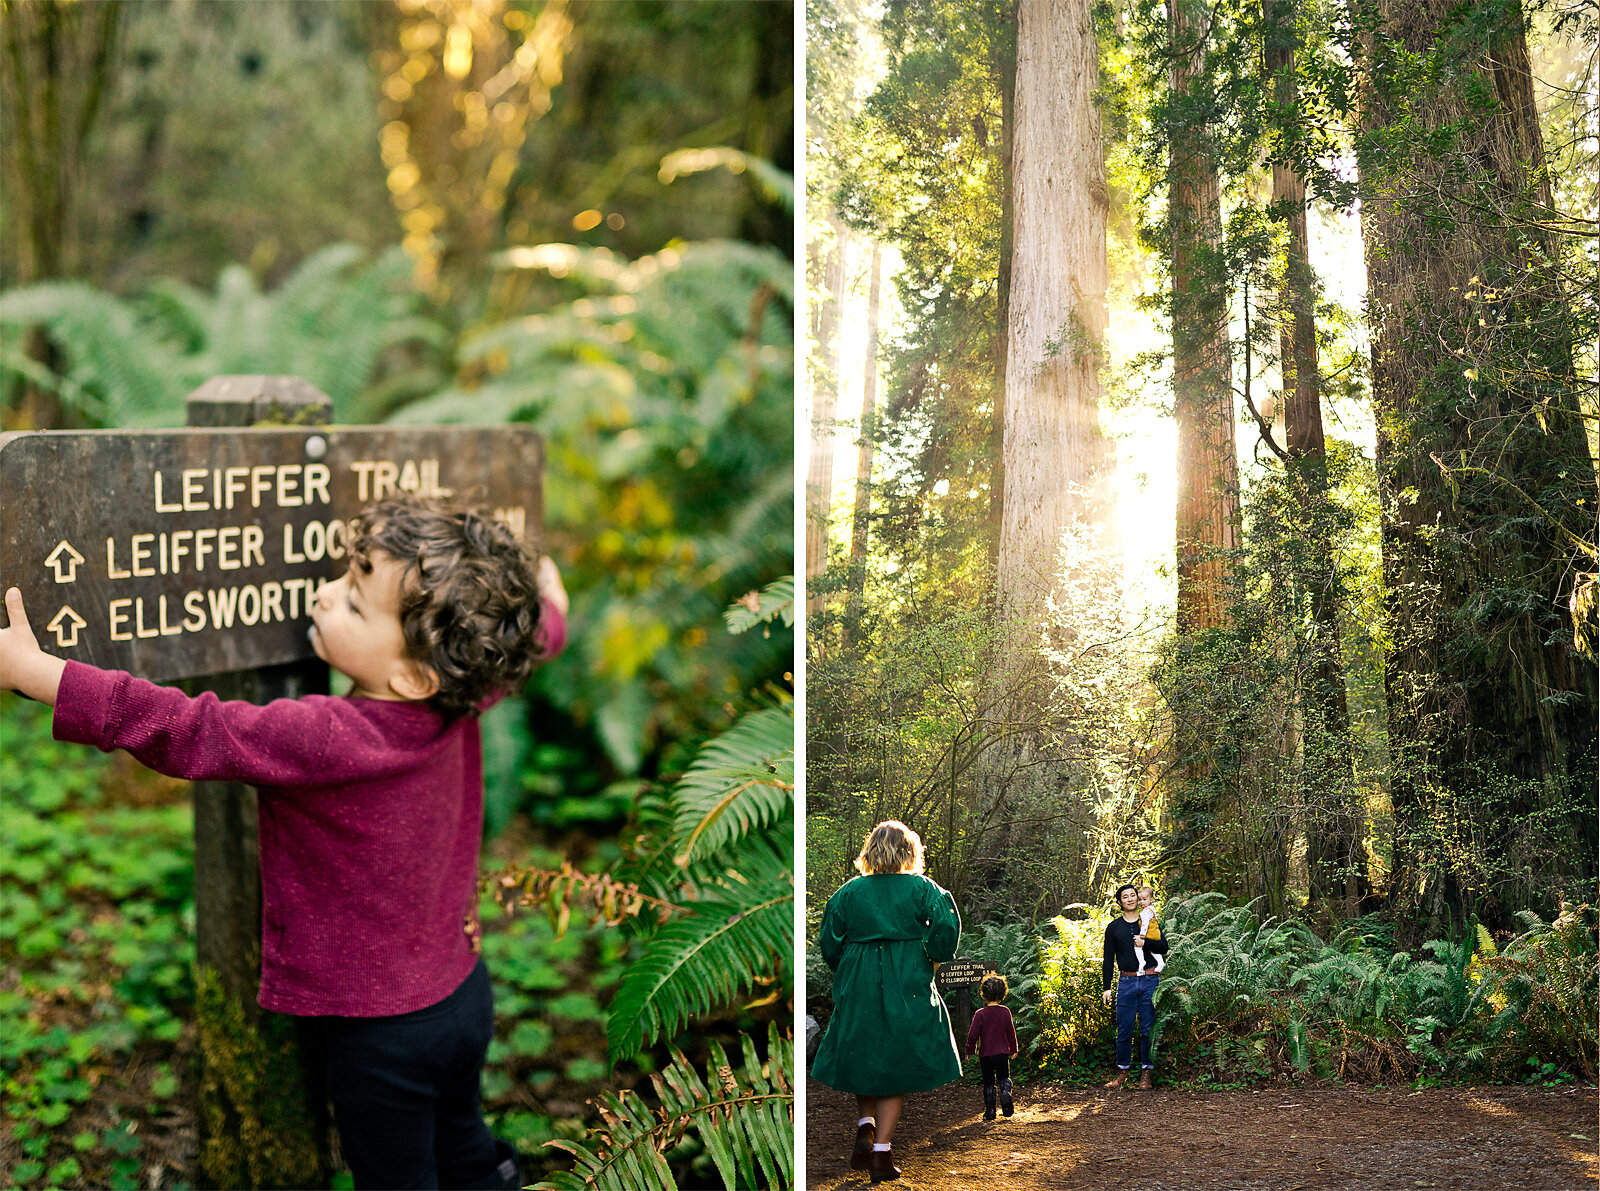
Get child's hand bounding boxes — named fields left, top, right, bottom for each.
left=0, top=588, right=66, bottom=706
left=537, top=555, right=569, bottom=617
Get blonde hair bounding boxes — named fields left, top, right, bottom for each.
left=854, top=820, right=925, bottom=875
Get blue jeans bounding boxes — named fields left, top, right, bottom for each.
left=1114, top=972, right=1158, bottom=1070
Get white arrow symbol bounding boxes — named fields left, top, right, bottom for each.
left=45, top=540, right=85, bottom=584
left=47, top=605, right=87, bottom=648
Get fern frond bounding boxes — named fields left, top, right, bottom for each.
left=658, top=146, right=795, bottom=212
left=672, top=706, right=794, bottom=866
left=724, top=576, right=796, bottom=635
left=606, top=881, right=792, bottom=1062
left=0, top=282, right=183, bottom=424
left=534, top=1027, right=793, bottom=1191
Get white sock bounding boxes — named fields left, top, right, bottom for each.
left=858, top=1117, right=875, bottom=1128
left=873, top=1143, right=891, bottom=1152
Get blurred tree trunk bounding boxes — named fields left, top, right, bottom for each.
left=1357, top=0, right=1598, bottom=934
left=1263, top=0, right=1367, bottom=919
left=0, top=0, right=122, bottom=431
left=373, top=0, right=570, bottom=303
left=1170, top=0, right=1238, bottom=635
left=845, top=240, right=883, bottom=641
left=736, top=0, right=794, bottom=251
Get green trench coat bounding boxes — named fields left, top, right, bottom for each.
left=811, top=873, right=963, bottom=1096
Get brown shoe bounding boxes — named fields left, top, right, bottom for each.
left=1103, top=1069, right=1128, bottom=1089
left=1139, top=1069, right=1153, bottom=1090
left=868, top=1148, right=902, bottom=1184
left=850, top=1123, right=875, bottom=1170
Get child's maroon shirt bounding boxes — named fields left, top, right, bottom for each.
left=966, top=1003, right=1018, bottom=1057
left=51, top=606, right=565, bottom=1018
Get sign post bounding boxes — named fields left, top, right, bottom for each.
left=0, top=376, right=545, bottom=1188
left=935, top=958, right=992, bottom=1045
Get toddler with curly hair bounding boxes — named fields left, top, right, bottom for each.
left=0, top=495, right=566, bottom=1190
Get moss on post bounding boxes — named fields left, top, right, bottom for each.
left=195, top=964, right=330, bottom=1190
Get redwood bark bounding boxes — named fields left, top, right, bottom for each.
left=1170, top=0, right=1239, bottom=634
left=806, top=219, right=849, bottom=618
left=996, top=0, right=1113, bottom=625
left=1264, top=0, right=1367, bottom=916
left=988, top=9, right=1018, bottom=585
left=1357, top=0, right=1597, bottom=931
left=846, top=241, right=883, bottom=640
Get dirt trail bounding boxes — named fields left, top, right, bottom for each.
left=807, top=1076, right=1598, bottom=1190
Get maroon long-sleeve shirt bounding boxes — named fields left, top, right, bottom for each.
left=52, top=606, right=565, bottom=1018
left=966, top=1002, right=1018, bottom=1058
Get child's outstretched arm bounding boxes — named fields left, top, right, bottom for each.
left=0, top=588, right=67, bottom=706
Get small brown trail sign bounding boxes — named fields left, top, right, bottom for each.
left=0, top=425, right=543, bottom=681
left=935, top=958, right=991, bottom=989
left=936, top=958, right=995, bottom=1041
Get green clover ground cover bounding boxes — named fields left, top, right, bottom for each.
left=0, top=691, right=655, bottom=1190
left=1, top=692, right=193, bottom=1191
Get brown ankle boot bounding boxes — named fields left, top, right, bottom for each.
left=850, top=1123, right=875, bottom=1170
left=1139, top=1069, right=1153, bottom=1090
left=868, top=1148, right=901, bottom=1184
left=1103, top=1069, right=1129, bottom=1089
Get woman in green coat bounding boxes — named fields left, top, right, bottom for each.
left=812, top=820, right=962, bottom=1184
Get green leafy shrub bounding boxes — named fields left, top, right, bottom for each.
left=1469, top=904, right=1598, bottom=1080
left=1037, top=906, right=1117, bottom=1061
left=538, top=1027, right=792, bottom=1191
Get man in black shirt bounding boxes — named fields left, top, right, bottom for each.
left=1100, top=883, right=1167, bottom=1088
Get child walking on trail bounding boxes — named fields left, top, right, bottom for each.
left=966, top=974, right=1019, bottom=1121
left=0, top=496, right=567, bottom=1191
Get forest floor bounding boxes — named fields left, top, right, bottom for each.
left=806, top=1075, right=1598, bottom=1190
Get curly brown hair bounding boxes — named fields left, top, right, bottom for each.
left=980, top=974, right=1008, bottom=1003
left=347, top=497, right=543, bottom=719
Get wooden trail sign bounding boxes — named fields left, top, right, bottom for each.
left=935, top=958, right=990, bottom=989
left=936, top=958, right=994, bottom=1041
left=0, top=378, right=547, bottom=1188
left=0, top=425, right=543, bottom=680
left=934, top=960, right=992, bottom=1043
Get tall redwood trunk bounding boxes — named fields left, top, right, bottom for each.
left=996, top=0, right=1113, bottom=625
left=1264, top=0, right=1367, bottom=917
left=806, top=219, right=849, bottom=618
left=1170, top=0, right=1239, bottom=634
left=988, top=10, right=1018, bottom=588
left=1357, top=0, right=1597, bottom=932
left=845, top=241, right=883, bottom=641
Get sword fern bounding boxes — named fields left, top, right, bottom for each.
left=536, top=1027, right=793, bottom=1191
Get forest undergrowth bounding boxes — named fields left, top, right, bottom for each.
left=809, top=895, right=1598, bottom=1096
left=0, top=690, right=782, bottom=1191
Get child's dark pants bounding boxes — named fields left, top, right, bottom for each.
left=980, top=1055, right=1012, bottom=1117
left=318, top=959, right=516, bottom=1190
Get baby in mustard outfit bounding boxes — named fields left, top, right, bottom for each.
left=1133, top=885, right=1165, bottom=973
